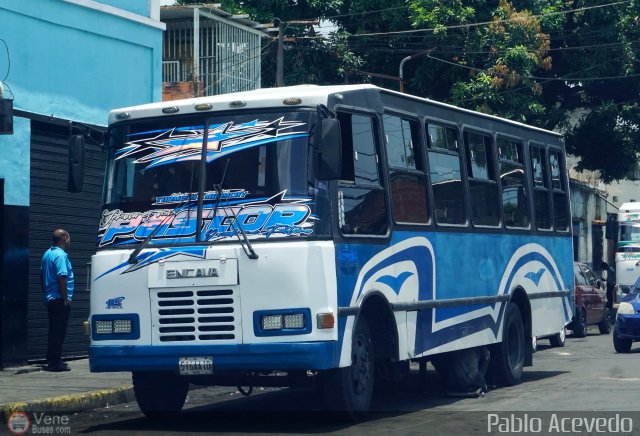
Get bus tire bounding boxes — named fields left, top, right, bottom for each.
left=490, top=303, right=525, bottom=386
left=132, top=371, right=189, bottom=419
left=323, top=317, right=374, bottom=421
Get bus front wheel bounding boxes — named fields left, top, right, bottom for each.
left=132, top=371, right=189, bottom=418
left=323, top=316, right=374, bottom=420
left=490, top=303, right=525, bottom=386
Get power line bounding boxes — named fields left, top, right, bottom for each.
left=426, top=53, right=640, bottom=83
left=451, top=56, right=630, bottom=104
left=321, top=5, right=408, bottom=20
left=342, top=1, right=631, bottom=38
left=337, top=39, right=638, bottom=55
left=0, top=38, right=9, bottom=82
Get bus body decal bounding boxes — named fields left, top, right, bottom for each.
left=117, top=118, right=308, bottom=170
left=98, top=192, right=315, bottom=248
left=338, top=238, right=571, bottom=365
left=94, top=246, right=208, bottom=281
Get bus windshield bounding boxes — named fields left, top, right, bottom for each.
left=99, top=111, right=322, bottom=248
left=619, top=222, right=640, bottom=249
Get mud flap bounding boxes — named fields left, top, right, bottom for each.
left=525, top=335, right=533, bottom=367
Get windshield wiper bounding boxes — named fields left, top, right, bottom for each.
left=128, top=160, right=199, bottom=264
left=210, top=159, right=259, bottom=260
left=127, top=198, right=195, bottom=264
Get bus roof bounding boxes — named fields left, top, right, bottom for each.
left=108, top=84, right=561, bottom=138
left=620, top=202, right=640, bottom=213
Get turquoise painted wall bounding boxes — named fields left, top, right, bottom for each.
left=0, top=0, right=164, bottom=206
left=98, top=0, right=150, bottom=16
left=0, top=119, right=30, bottom=207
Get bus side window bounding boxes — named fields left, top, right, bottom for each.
left=465, top=131, right=500, bottom=227
left=549, top=149, right=569, bottom=232
left=383, top=113, right=428, bottom=224
left=427, top=123, right=466, bottom=225
left=337, top=111, right=388, bottom=236
left=498, top=137, right=530, bottom=229
left=530, top=145, right=552, bottom=230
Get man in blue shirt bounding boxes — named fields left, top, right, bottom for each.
left=41, top=228, right=74, bottom=372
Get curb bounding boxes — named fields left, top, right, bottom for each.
left=0, top=385, right=134, bottom=420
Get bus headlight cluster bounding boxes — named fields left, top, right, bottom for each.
left=95, top=319, right=133, bottom=334
left=254, top=309, right=311, bottom=336
left=261, top=313, right=305, bottom=330
left=92, top=315, right=139, bottom=340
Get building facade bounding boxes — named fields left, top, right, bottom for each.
left=0, top=0, right=164, bottom=367
left=161, top=4, right=265, bottom=100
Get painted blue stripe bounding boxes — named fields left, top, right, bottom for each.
left=414, top=250, right=570, bottom=355
left=335, top=231, right=573, bottom=357
left=89, top=342, right=339, bottom=372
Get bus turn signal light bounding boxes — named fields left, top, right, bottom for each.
left=317, top=313, right=335, bottom=329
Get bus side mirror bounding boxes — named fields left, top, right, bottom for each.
left=68, top=134, right=85, bottom=193
left=316, top=118, right=342, bottom=180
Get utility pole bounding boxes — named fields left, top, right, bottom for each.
left=273, top=19, right=319, bottom=87
left=276, top=19, right=287, bottom=87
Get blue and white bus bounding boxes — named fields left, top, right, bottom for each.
left=89, top=85, right=573, bottom=418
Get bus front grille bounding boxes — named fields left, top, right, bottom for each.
left=152, top=288, right=237, bottom=342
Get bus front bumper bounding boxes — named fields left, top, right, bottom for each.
left=89, top=342, right=339, bottom=372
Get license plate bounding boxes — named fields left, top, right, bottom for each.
left=178, top=356, right=213, bottom=375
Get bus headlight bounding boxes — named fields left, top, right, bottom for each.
left=113, top=319, right=133, bottom=334
left=261, top=315, right=283, bottom=330
left=284, top=313, right=305, bottom=329
left=95, top=320, right=113, bottom=334
left=618, top=302, right=636, bottom=316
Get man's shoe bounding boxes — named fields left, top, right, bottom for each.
left=47, top=362, right=70, bottom=372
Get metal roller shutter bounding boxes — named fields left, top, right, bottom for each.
left=27, top=120, right=106, bottom=361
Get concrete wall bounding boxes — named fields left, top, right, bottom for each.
left=570, top=180, right=608, bottom=269
left=604, top=179, right=640, bottom=213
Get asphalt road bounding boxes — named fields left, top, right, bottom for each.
left=43, top=330, right=640, bottom=435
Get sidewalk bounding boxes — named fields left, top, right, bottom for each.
left=0, top=359, right=133, bottom=417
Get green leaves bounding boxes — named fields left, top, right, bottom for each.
left=174, top=0, right=640, bottom=181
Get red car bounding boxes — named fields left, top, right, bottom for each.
left=570, top=262, right=610, bottom=337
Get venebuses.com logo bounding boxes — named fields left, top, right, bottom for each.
left=5, top=411, right=71, bottom=435
left=6, top=412, right=30, bottom=435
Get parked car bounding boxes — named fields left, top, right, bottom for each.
left=613, top=276, right=640, bottom=353
left=569, top=262, right=610, bottom=337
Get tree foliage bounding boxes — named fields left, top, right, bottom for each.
left=174, top=0, right=640, bottom=181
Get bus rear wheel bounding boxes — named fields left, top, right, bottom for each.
left=490, top=303, right=525, bottom=386
left=323, top=316, right=374, bottom=421
left=132, top=371, right=189, bottom=419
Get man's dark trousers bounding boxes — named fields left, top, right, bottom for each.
left=46, top=299, right=70, bottom=365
